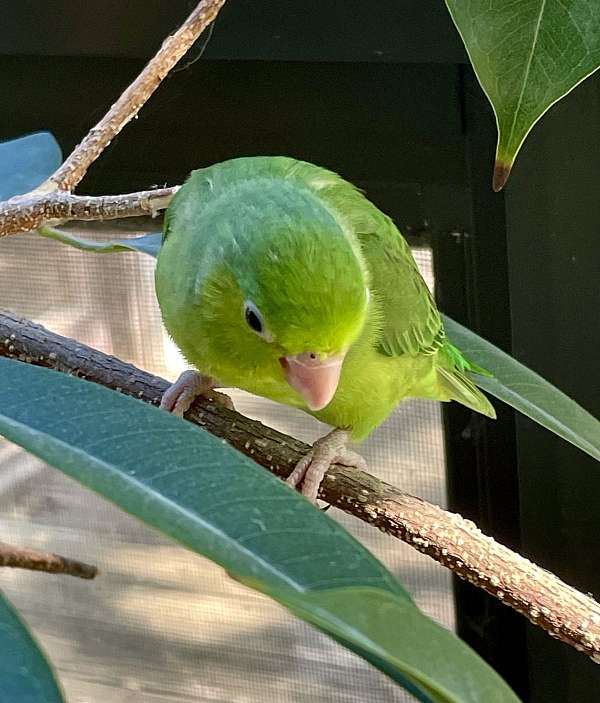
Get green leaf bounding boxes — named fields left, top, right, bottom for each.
left=0, top=132, right=62, bottom=200
left=0, top=358, right=520, bottom=703
left=37, top=226, right=162, bottom=257
left=0, top=590, right=64, bottom=703
left=445, top=0, right=600, bottom=190
left=270, top=587, right=519, bottom=703
left=444, top=315, right=600, bottom=463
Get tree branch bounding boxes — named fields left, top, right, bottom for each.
left=0, top=0, right=225, bottom=236
left=1, top=310, right=598, bottom=662
left=0, top=188, right=177, bottom=238
left=46, top=0, right=227, bottom=192
left=0, top=541, right=97, bottom=580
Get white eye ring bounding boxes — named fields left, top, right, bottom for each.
left=243, top=300, right=273, bottom=342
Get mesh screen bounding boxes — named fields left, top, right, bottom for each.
left=0, top=231, right=454, bottom=703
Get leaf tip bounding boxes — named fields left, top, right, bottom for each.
left=492, top=159, right=512, bottom=192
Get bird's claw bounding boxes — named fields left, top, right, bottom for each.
left=286, top=428, right=367, bottom=503
left=160, top=369, right=234, bottom=416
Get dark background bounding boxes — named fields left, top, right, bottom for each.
left=2, top=2, right=599, bottom=700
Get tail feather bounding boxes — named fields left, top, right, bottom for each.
left=437, top=342, right=496, bottom=418
left=437, top=367, right=496, bottom=418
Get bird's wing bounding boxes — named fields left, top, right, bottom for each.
left=354, top=211, right=495, bottom=417
left=353, top=209, right=445, bottom=358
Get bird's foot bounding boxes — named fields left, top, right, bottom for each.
left=160, top=369, right=234, bottom=417
left=286, top=428, right=368, bottom=503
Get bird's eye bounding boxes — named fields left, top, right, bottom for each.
left=245, top=306, right=263, bottom=333
left=244, top=300, right=272, bottom=340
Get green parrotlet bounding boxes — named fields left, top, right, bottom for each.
left=155, top=156, right=495, bottom=502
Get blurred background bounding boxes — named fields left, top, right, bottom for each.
left=1, top=2, right=600, bottom=702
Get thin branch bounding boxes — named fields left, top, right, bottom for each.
left=0, top=541, right=97, bottom=580
left=0, top=0, right=224, bottom=235
left=0, top=188, right=177, bottom=237
left=1, top=310, right=599, bottom=662
left=46, top=0, right=227, bottom=192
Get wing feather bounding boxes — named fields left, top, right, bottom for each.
left=333, top=194, right=445, bottom=358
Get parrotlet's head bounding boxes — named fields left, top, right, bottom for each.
left=193, top=172, right=370, bottom=411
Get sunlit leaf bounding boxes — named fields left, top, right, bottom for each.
left=0, top=590, right=64, bottom=703
left=0, top=358, right=520, bottom=703
left=0, top=132, right=62, bottom=200
left=446, top=0, right=600, bottom=190
left=444, top=315, right=600, bottom=462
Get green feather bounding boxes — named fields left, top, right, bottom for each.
left=156, top=156, right=496, bottom=440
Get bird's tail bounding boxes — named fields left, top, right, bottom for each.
left=436, top=342, right=496, bottom=419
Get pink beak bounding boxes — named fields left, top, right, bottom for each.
left=280, top=352, right=345, bottom=411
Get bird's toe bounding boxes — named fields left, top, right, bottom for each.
left=160, top=370, right=223, bottom=417
left=286, top=429, right=367, bottom=505
left=286, top=451, right=313, bottom=488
